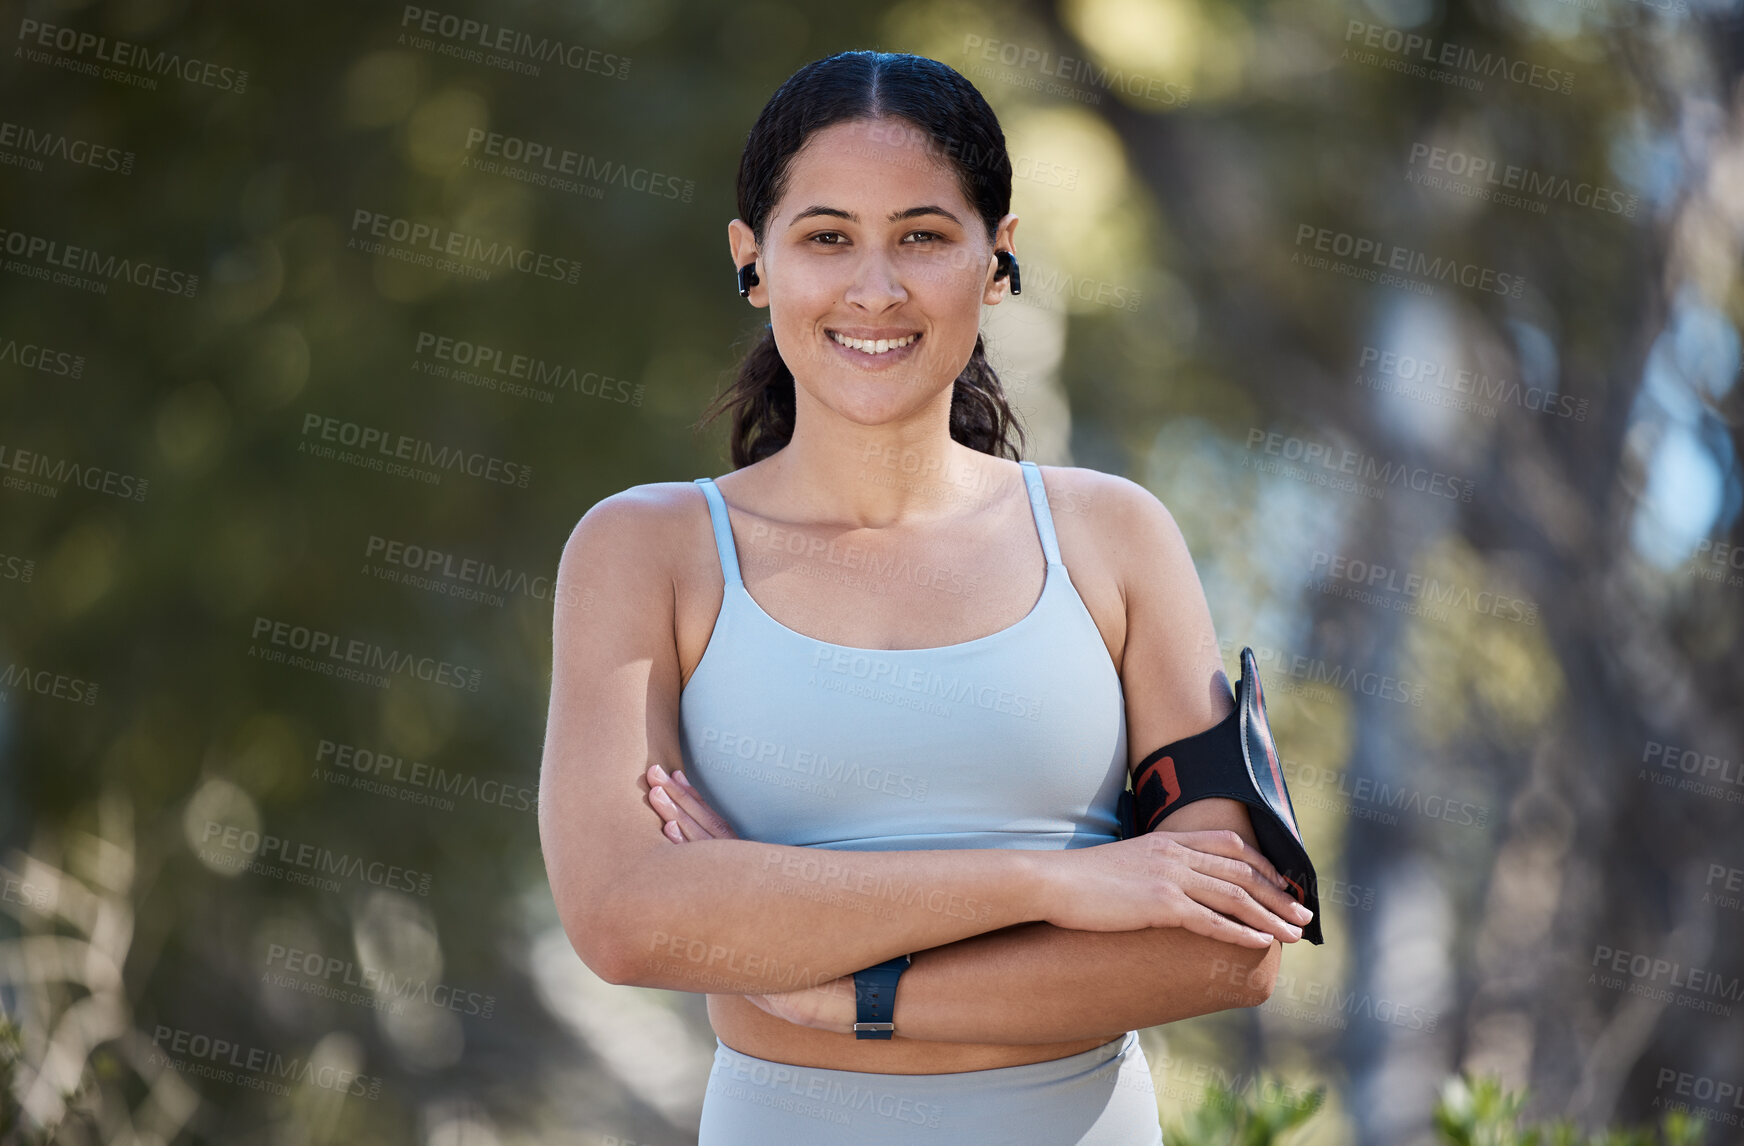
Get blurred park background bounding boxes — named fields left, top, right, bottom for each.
left=3, top=0, right=1743, bottom=1143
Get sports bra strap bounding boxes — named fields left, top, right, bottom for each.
left=1018, top=461, right=1064, bottom=568
left=699, top=466, right=1058, bottom=583
left=693, top=477, right=743, bottom=586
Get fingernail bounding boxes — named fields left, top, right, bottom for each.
left=664, top=822, right=682, bottom=840
left=1284, top=923, right=1302, bottom=938
left=651, top=764, right=670, bottom=784
left=1292, top=903, right=1313, bottom=922
left=652, top=787, right=674, bottom=807
left=674, top=769, right=692, bottom=788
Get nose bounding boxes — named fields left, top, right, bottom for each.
left=842, top=248, right=908, bottom=312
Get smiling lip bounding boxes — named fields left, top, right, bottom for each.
left=826, top=327, right=922, bottom=340
left=826, top=328, right=923, bottom=364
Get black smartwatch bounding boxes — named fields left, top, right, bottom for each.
left=852, top=954, right=911, bottom=1039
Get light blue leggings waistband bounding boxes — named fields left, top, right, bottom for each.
left=697, top=1031, right=1164, bottom=1145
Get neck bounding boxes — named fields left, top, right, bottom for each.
left=763, top=388, right=1003, bottom=529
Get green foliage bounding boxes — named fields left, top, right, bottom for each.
left=1159, top=1071, right=1710, bottom=1146
left=0, top=1013, right=51, bottom=1146
left=1162, top=1072, right=1327, bottom=1146
left=1433, top=1074, right=1707, bottom=1146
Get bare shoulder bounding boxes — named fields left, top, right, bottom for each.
left=1031, top=464, right=1194, bottom=592
left=555, top=480, right=717, bottom=619
left=560, top=480, right=707, bottom=569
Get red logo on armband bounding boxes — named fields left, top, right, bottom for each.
left=1135, top=754, right=1182, bottom=824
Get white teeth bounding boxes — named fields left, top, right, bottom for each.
left=829, top=331, right=918, bottom=354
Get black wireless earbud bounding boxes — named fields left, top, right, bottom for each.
left=994, top=250, right=1021, bottom=296
left=737, top=261, right=760, bottom=297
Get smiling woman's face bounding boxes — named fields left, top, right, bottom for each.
left=732, top=116, right=1017, bottom=430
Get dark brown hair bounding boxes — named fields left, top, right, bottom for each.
left=697, top=50, right=1028, bottom=469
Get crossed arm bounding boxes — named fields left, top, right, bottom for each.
left=646, top=764, right=1287, bottom=1045
left=634, top=472, right=1297, bottom=1043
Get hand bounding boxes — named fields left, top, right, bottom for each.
left=643, top=767, right=855, bottom=1027
left=643, top=763, right=739, bottom=843
left=742, top=975, right=859, bottom=1035
left=1039, top=829, right=1314, bottom=948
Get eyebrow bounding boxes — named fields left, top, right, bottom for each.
left=786, top=204, right=964, bottom=229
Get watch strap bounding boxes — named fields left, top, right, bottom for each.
left=852, top=954, right=910, bottom=1039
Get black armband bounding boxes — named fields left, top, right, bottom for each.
left=1116, top=646, right=1323, bottom=944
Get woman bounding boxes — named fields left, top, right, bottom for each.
left=538, top=50, right=1313, bottom=1145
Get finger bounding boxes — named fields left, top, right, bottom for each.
left=1175, top=830, right=1290, bottom=891
left=1184, top=850, right=1306, bottom=923
left=643, top=766, right=709, bottom=837
left=652, top=772, right=738, bottom=839
left=650, top=785, right=711, bottom=841
left=1178, top=898, right=1274, bottom=949
left=1174, top=868, right=1302, bottom=943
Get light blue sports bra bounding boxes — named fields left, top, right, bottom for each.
left=678, top=460, right=1128, bottom=852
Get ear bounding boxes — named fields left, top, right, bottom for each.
left=727, top=218, right=766, bottom=307
left=982, top=213, right=1020, bottom=305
